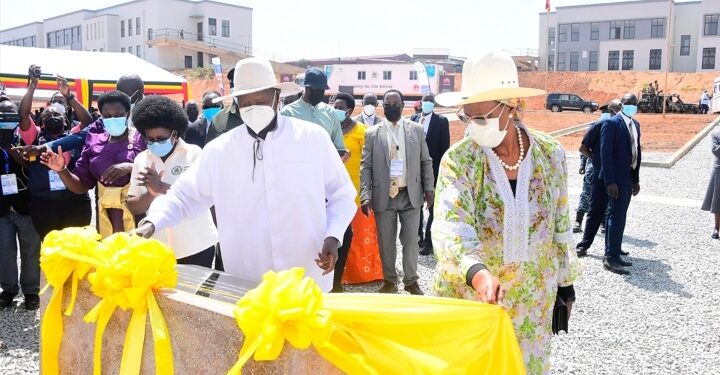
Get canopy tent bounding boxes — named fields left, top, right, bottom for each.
left=0, top=45, right=189, bottom=107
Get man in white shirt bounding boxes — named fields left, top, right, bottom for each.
left=700, top=90, right=711, bottom=114
left=133, top=58, right=357, bottom=291
left=354, top=93, right=382, bottom=126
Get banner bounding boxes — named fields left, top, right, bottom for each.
left=413, top=61, right=431, bottom=95
left=439, top=75, right=455, bottom=93
left=279, top=74, right=294, bottom=83
left=211, top=57, right=224, bottom=95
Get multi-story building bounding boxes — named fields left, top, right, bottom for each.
left=538, top=0, right=719, bottom=72
left=0, top=0, right=253, bottom=71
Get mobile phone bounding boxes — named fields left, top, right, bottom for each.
left=338, top=150, right=347, bottom=157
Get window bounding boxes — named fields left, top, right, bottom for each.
left=548, top=54, right=554, bottom=71
left=558, top=24, right=568, bottom=42
left=569, top=52, right=579, bottom=71
left=704, top=14, right=719, bottom=36
left=128, top=19, right=133, bottom=36
left=72, top=26, right=79, bottom=43
left=209, top=18, right=217, bottom=36
left=559, top=94, right=570, bottom=101
left=136, top=45, right=141, bottom=57
left=47, top=33, right=53, bottom=47
left=651, top=18, right=664, bottom=38
left=589, top=51, right=598, bottom=71
left=571, top=23, right=580, bottom=41
left=590, top=23, right=599, bottom=40
left=129, top=45, right=134, bottom=54
left=680, top=35, right=691, bottom=56
left=557, top=52, right=566, bottom=71
left=548, top=27, right=555, bottom=46
left=610, top=21, right=621, bottom=39
left=383, top=71, right=392, bottom=80
left=623, top=20, right=635, bottom=39
left=622, top=50, right=634, bottom=70
left=222, top=20, right=230, bottom=37
left=64, top=29, right=70, bottom=45
left=136, top=17, right=141, bottom=35
left=357, top=71, right=366, bottom=80
left=184, top=55, right=192, bottom=69
left=649, top=49, right=662, bottom=70
left=608, top=50, right=620, bottom=70
left=55, top=31, right=60, bottom=46
left=570, top=95, right=581, bottom=102
left=86, top=25, right=89, bottom=40
left=121, top=47, right=125, bottom=52
left=409, top=71, right=418, bottom=80
left=197, top=52, right=203, bottom=67
left=121, top=20, right=125, bottom=37
left=99, top=48, right=104, bottom=52
left=702, top=48, right=716, bottom=70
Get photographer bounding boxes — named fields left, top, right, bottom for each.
left=0, top=97, right=41, bottom=310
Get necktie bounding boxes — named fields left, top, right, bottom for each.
left=627, top=121, right=637, bottom=169
left=389, top=127, right=399, bottom=198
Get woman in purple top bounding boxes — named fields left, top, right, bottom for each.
left=41, top=91, right=143, bottom=237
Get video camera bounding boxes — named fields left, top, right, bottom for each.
left=0, top=112, right=21, bottom=146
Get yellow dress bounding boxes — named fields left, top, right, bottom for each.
left=341, top=123, right=383, bottom=284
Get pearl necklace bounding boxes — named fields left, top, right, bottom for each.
left=492, top=126, right=525, bottom=171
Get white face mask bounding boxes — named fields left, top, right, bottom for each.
left=240, top=96, right=277, bottom=134
left=465, top=103, right=510, bottom=148
left=363, top=104, right=376, bottom=117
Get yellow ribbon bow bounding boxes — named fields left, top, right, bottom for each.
left=228, top=268, right=332, bottom=374
left=83, top=233, right=178, bottom=375
left=40, top=226, right=106, bottom=375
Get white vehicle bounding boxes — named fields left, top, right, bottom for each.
left=712, top=76, right=720, bottom=114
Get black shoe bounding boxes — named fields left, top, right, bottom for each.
left=616, top=258, right=632, bottom=267
left=603, top=259, right=630, bottom=275
left=573, top=222, right=583, bottom=233
left=576, top=248, right=588, bottom=258
left=712, top=230, right=719, bottom=239
left=404, top=282, right=424, bottom=295
left=418, top=239, right=425, bottom=248
left=330, top=286, right=344, bottom=293
left=619, top=250, right=630, bottom=256
left=419, top=244, right=434, bottom=256
left=377, top=282, right=398, bottom=294
left=23, top=294, right=40, bottom=310
left=0, top=291, right=17, bottom=309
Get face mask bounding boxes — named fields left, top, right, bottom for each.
left=104, top=117, right=128, bottom=137
left=600, top=113, right=611, bottom=120
left=465, top=104, right=510, bottom=148
left=49, top=102, right=66, bottom=115
left=148, top=137, right=175, bottom=158
left=363, top=104, right=376, bottom=116
left=383, top=105, right=403, bottom=122
left=421, top=101, right=435, bottom=114
left=622, top=104, right=637, bottom=118
left=240, top=96, right=277, bottom=134
left=203, top=107, right=221, bottom=122
left=43, top=116, right=65, bottom=134
left=334, top=108, right=349, bottom=122
left=306, top=90, right=325, bottom=106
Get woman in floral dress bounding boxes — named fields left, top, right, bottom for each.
left=432, top=50, right=582, bottom=375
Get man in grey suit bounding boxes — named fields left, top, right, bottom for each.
left=354, top=93, right=382, bottom=126
left=360, top=89, right=434, bottom=295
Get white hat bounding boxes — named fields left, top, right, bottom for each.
left=213, top=57, right=301, bottom=103
left=436, top=50, right=545, bottom=107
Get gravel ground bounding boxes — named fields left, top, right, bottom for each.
left=2, top=126, right=718, bottom=374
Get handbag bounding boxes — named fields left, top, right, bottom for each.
left=552, top=294, right=569, bottom=335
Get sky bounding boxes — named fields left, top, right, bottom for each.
left=0, top=0, right=692, bottom=62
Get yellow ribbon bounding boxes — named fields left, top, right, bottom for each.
left=39, top=227, right=106, bottom=375
left=229, top=268, right=526, bottom=375
left=83, top=233, right=177, bottom=375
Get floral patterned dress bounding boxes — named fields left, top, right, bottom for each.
left=432, top=124, right=583, bottom=375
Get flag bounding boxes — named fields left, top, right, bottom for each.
left=545, top=0, right=550, bottom=11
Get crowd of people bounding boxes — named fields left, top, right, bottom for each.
left=0, top=48, right=679, bottom=374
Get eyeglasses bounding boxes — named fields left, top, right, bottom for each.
left=147, top=132, right=175, bottom=144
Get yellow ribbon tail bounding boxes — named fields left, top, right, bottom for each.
left=227, top=335, right=264, bottom=375
left=64, top=271, right=80, bottom=316
left=147, top=291, right=174, bottom=375
left=85, top=300, right=117, bottom=375
left=40, top=287, right=64, bottom=375
left=119, top=297, right=148, bottom=375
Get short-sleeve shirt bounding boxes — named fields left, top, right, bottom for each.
left=128, top=139, right=218, bottom=258
left=280, top=100, right=346, bottom=150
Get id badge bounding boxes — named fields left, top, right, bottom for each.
left=1, top=174, right=18, bottom=195
left=48, top=170, right=66, bottom=191
left=390, top=159, right=404, bottom=178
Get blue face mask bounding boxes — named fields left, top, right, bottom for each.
left=334, top=108, right=349, bottom=122
left=421, top=101, right=435, bottom=114
left=103, top=117, right=128, bottom=137
left=203, top=107, right=221, bottom=122
left=622, top=105, right=637, bottom=118
left=600, top=113, right=611, bottom=120
left=148, top=138, right=175, bottom=157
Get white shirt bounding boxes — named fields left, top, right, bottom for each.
left=363, top=114, right=376, bottom=126
left=129, top=139, right=218, bottom=259
left=420, top=112, right=433, bottom=135
left=386, top=119, right=407, bottom=188
left=701, top=92, right=710, bottom=105
left=146, top=115, right=357, bottom=291
left=619, top=112, right=639, bottom=169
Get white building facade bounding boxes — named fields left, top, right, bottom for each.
left=0, top=0, right=253, bottom=71
left=538, top=0, right=720, bottom=73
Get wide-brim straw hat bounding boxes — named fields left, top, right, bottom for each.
left=213, top=57, right=301, bottom=103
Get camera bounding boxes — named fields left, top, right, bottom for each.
left=31, top=67, right=41, bottom=78
left=0, top=112, right=21, bottom=128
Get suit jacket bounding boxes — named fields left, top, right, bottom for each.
left=360, top=118, right=434, bottom=212
left=600, top=113, right=641, bottom=186
left=354, top=114, right=383, bottom=126
left=411, top=112, right=450, bottom=182
left=206, top=104, right=243, bottom=144
left=184, top=117, right=208, bottom=148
